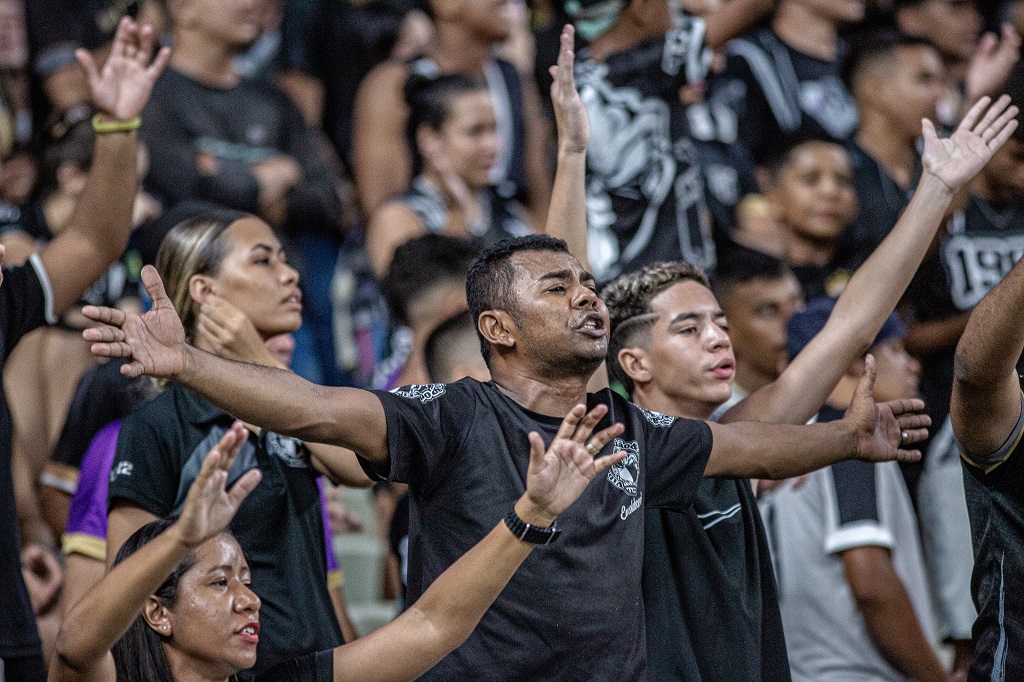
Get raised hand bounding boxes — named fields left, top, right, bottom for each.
left=519, top=404, right=626, bottom=525
left=82, top=264, right=188, bottom=378
left=966, top=24, right=1022, bottom=103
left=844, top=356, right=929, bottom=464
left=922, top=94, right=1019, bottom=194
left=549, top=24, right=588, bottom=155
left=173, top=421, right=262, bottom=548
left=75, top=16, right=171, bottom=122
left=420, top=135, right=483, bottom=226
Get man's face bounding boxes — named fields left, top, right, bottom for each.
left=876, top=45, right=946, bottom=140
left=178, top=0, right=263, bottom=49
left=720, top=274, right=804, bottom=383
left=898, top=0, right=981, bottom=62
left=980, top=137, right=1024, bottom=203
left=634, top=280, right=735, bottom=416
left=503, top=250, right=609, bottom=375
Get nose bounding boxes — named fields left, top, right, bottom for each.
left=706, top=321, right=731, bottom=351
left=279, top=261, right=299, bottom=286
left=572, top=282, right=599, bottom=309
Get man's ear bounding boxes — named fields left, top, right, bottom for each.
left=478, top=310, right=517, bottom=352
left=142, top=596, right=172, bottom=638
left=618, top=346, right=652, bottom=385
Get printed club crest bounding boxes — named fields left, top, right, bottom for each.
left=608, top=438, right=641, bottom=497
left=637, top=405, right=676, bottom=428
left=392, top=383, right=446, bottom=404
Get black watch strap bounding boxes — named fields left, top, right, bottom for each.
left=504, top=508, right=561, bottom=544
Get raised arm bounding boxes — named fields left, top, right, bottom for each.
left=543, top=25, right=590, bottom=270
left=723, top=95, right=1019, bottom=426
left=83, top=266, right=391, bottom=464
left=708, top=357, right=929, bottom=478
left=40, top=17, right=170, bottom=316
left=329, top=404, right=625, bottom=682
left=51, top=423, right=261, bottom=682
left=950, top=251, right=1024, bottom=457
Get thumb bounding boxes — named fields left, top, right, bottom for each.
left=921, top=118, right=938, bottom=147
left=528, top=431, right=546, bottom=471
left=852, top=354, right=877, bottom=411
left=977, top=32, right=998, bottom=58
left=75, top=48, right=101, bottom=89
left=141, top=264, right=173, bottom=309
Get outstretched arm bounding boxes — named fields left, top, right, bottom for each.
left=51, top=423, right=261, bottom=682
left=708, top=357, right=930, bottom=478
left=723, top=95, right=1019, bottom=426
left=40, top=17, right=170, bottom=316
left=83, top=266, right=391, bottom=464
left=950, top=253, right=1024, bottom=458
left=543, top=25, right=590, bottom=270
left=329, top=404, right=625, bottom=682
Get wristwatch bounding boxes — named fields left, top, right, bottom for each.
left=504, top=508, right=561, bottom=544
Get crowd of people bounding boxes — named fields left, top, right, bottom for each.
left=5, top=0, right=1024, bottom=680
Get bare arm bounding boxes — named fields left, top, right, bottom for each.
left=708, top=358, right=928, bottom=478
left=332, top=405, right=625, bottom=682
left=365, top=200, right=429, bottom=278
left=702, top=0, right=774, bottom=50
left=843, top=546, right=950, bottom=682
left=951, top=248, right=1024, bottom=457
left=52, top=424, right=261, bottom=682
left=724, top=95, right=1019, bottom=427
left=39, top=18, right=170, bottom=317
left=105, top=502, right=158, bottom=570
left=352, top=63, right=412, bottom=215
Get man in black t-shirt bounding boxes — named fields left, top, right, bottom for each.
left=600, top=94, right=1017, bottom=681
left=0, top=18, right=167, bottom=681
left=949, top=226, right=1024, bottom=681
left=82, top=32, right=922, bottom=678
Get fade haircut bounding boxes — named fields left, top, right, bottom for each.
left=465, top=234, right=570, bottom=364
left=844, top=27, right=939, bottom=91
left=603, top=261, right=710, bottom=394
left=712, top=243, right=796, bottom=302
left=383, top=234, right=479, bottom=327
left=425, top=309, right=477, bottom=383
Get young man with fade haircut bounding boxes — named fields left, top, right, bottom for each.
left=82, top=27, right=926, bottom=680
left=949, top=210, right=1024, bottom=681
left=0, top=17, right=168, bottom=681
left=559, top=0, right=772, bottom=283
left=351, top=0, right=551, bottom=225
left=845, top=28, right=946, bottom=254
left=599, top=93, right=1018, bottom=680
left=762, top=302, right=940, bottom=682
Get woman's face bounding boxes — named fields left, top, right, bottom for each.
left=771, top=142, right=857, bottom=243
left=200, top=217, right=302, bottom=338
left=163, top=534, right=260, bottom=677
left=428, top=90, right=500, bottom=189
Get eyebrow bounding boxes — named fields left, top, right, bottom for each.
left=538, top=269, right=595, bottom=283
left=668, top=310, right=727, bottom=326
left=250, top=243, right=281, bottom=254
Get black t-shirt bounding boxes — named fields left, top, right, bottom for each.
left=846, top=142, right=916, bottom=257
left=961, top=396, right=1024, bottom=681
left=254, top=649, right=334, bottom=682
left=367, top=379, right=713, bottom=680
left=0, top=257, right=54, bottom=656
left=108, top=385, right=343, bottom=677
left=576, top=22, right=717, bottom=284
left=709, top=28, right=858, bottom=165
left=643, top=476, right=790, bottom=681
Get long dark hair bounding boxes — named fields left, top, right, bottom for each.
left=110, top=518, right=240, bottom=682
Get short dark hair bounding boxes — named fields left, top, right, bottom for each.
left=383, top=234, right=479, bottom=326
left=712, top=243, right=797, bottom=301
left=844, top=27, right=939, bottom=90
left=425, top=309, right=477, bottom=382
left=405, top=71, right=486, bottom=135
left=466, top=235, right=570, bottom=364
left=602, top=261, right=711, bottom=394
left=763, top=134, right=848, bottom=180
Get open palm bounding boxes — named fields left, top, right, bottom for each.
left=524, top=404, right=625, bottom=519
left=845, top=356, right=931, bottom=464
left=549, top=24, right=589, bottom=155
left=82, top=265, right=188, bottom=379
left=923, top=94, right=1019, bottom=193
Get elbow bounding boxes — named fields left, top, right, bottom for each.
left=53, top=625, right=88, bottom=674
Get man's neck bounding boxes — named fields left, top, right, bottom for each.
left=856, top=113, right=917, bottom=189
left=585, top=8, right=669, bottom=64
left=785, top=232, right=836, bottom=267
left=772, top=5, right=838, bottom=61
left=734, top=359, right=776, bottom=396
left=491, top=367, right=593, bottom=416
left=632, top=386, right=715, bottom=421
left=170, top=32, right=240, bottom=88
left=432, top=23, right=492, bottom=77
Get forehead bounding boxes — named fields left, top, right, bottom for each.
left=223, top=217, right=280, bottom=251
left=786, top=142, right=852, bottom=173
left=190, top=534, right=247, bottom=575
left=649, top=280, right=720, bottom=318
left=508, top=249, right=584, bottom=281
left=446, top=90, right=496, bottom=121
left=723, top=274, right=803, bottom=306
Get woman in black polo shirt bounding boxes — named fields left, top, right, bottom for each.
left=104, top=211, right=370, bottom=676
left=54, top=408, right=624, bottom=682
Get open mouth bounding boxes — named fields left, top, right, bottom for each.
left=575, top=312, right=606, bottom=338
left=237, top=622, right=260, bottom=644
left=710, top=359, right=735, bottom=379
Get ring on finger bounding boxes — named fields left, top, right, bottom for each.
left=586, top=442, right=599, bottom=456
left=900, top=430, right=909, bottom=445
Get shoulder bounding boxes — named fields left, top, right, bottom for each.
left=355, top=61, right=409, bottom=108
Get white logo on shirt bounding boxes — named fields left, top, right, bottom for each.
left=265, top=432, right=309, bottom=468
left=636, top=406, right=676, bottom=427
left=621, top=494, right=643, bottom=520
left=608, top=438, right=640, bottom=497
left=392, top=383, right=446, bottom=403
left=110, top=461, right=133, bottom=482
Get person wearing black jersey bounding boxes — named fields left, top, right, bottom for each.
left=598, top=94, right=1017, bottom=680
left=82, top=28, right=929, bottom=679
left=949, top=204, right=1024, bottom=681
left=52, top=414, right=628, bottom=682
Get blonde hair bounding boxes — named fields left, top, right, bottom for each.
left=154, top=211, right=246, bottom=344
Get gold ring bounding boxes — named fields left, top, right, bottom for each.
left=586, top=443, right=599, bottom=456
